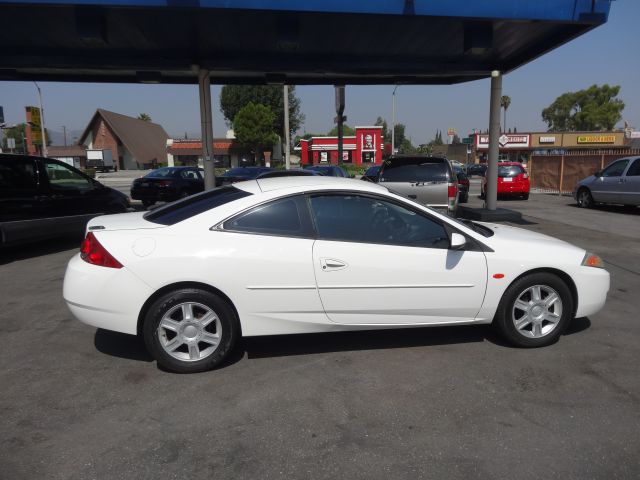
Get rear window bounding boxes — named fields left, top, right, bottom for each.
left=498, top=165, right=525, bottom=177
left=144, top=186, right=252, bottom=225
left=379, top=158, right=449, bottom=183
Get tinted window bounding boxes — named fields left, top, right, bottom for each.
left=0, top=157, right=37, bottom=192
left=310, top=194, right=449, bottom=248
left=44, top=160, right=93, bottom=190
left=146, top=167, right=179, bottom=178
left=180, top=169, right=200, bottom=179
left=625, top=159, right=640, bottom=176
left=222, top=167, right=268, bottom=179
left=602, top=159, right=629, bottom=177
left=498, top=165, right=524, bottom=178
left=224, top=196, right=311, bottom=237
left=145, top=186, right=252, bottom=225
left=379, top=158, right=449, bottom=183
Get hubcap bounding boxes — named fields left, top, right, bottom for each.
left=512, top=285, right=563, bottom=339
left=157, top=302, right=222, bottom=362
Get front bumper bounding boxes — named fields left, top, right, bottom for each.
left=574, top=266, right=610, bottom=318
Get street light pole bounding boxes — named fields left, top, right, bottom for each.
left=283, top=85, right=290, bottom=170
left=34, top=81, right=47, bottom=157
left=391, top=85, right=399, bottom=155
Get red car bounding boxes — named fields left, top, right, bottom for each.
left=481, top=162, right=530, bottom=200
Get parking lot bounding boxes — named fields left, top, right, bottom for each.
left=1, top=187, right=639, bottom=480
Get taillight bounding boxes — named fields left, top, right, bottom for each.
left=448, top=183, right=458, bottom=199
left=80, top=232, right=123, bottom=269
left=522, top=172, right=529, bottom=179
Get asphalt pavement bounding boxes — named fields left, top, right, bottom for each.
left=1, top=183, right=639, bottom=479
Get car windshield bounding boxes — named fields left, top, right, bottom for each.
left=498, top=165, right=524, bottom=177
left=365, top=167, right=380, bottom=175
left=379, top=159, right=448, bottom=183
left=144, top=186, right=252, bottom=225
left=146, top=167, right=179, bottom=178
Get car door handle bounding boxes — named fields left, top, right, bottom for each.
left=320, top=258, right=348, bottom=271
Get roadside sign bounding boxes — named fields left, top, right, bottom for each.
left=7, top=137, right=16, bottom=149
left=462, top=137, right=472, bottom=144
left=26, top=106, right=43, bottom=144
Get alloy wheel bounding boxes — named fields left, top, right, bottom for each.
left=511, top=284, right=563, bottom=339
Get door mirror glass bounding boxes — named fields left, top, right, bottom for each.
left=450, top=232, right=466, bottom=250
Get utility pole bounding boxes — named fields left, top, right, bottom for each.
left=335, top=85, right=345, bottom=165
left=283, top=85, right=290, bottom=170
left=391, top=85, right=399, bottom=155
left=62, top=125, right=67, bottom=146
left=34, top=81, right=47, bottom=157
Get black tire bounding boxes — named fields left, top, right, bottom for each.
left=142, top=199, right=155, bottom=208
left=459, top=193, right=469, bottom=204
left=143, top=288, right=239, bottom=373
left=522, top=193, right=529, bottom=200
left=576, top=188, right=593, bottom=208
left=492, top=272, right=573, bottom=348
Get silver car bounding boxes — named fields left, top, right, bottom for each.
left=378, top=155, right=458, bottom=215
left=573, top=156, right=640, bottom=208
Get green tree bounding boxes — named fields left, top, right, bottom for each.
left=220, top=85, right=304, bottom=138
left=327, top=124, right=356, bottom=136
left=500, top=95, right=511, bottom=132
left=1, top=123, right=28, bottom=152
left=137, top=113, right=152, bottom=122
left=233, top=102, right=278, bottom=163
left=542, top=84, right=624, bottom=131
left=375, top=117, right=391, bottom=143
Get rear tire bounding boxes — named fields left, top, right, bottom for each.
left=522, top=193, right=529, bottom=200
left=143, top=288, right=239, bottom=373
left=493, top=272, right=573, bottom=348
left=142, top=199, right=155, bottom=208
left=577, top=188, right=594, bottom=208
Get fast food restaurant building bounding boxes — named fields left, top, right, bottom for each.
left=299, top=126, right=384, bottom=165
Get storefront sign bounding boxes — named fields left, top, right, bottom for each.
left=577, top=135, right=615, bottom=144
left=477, top=134, right=530, bottom=149
left=539, top=136, right=556, bottom=143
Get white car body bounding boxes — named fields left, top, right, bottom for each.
left=64, top=177, right=609, bottom=339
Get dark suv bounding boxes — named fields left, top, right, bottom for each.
left=378, top=155, right=458, bottom=215
left=0, top=154, right=129, bottom=246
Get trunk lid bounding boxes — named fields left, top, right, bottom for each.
left=86, top=212, right=166, bottom=232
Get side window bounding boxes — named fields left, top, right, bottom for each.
left=44, top=160, right=93, bottom=190
left=602, top=159, right=629, bottom=177
left=0, top=158, right=37, bottom=193
left=626, top=159, right=640, bottom=177
left=181, top=170, right=199, bottom=179
left=224, top=196, right=312, bottom=238
left=310, top=194, right=450, bottom=248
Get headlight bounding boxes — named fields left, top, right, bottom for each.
left=582, top=252, right=604, bottom=269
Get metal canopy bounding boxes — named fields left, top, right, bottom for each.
left=0, top=0, right=611, bottom=85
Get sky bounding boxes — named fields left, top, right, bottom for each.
left=1, top=0, right=639, bottom=146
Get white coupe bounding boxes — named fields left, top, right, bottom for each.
left=63, top=177, right=609, bottom=373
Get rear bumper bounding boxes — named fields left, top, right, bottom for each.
left=63, top=254, right=154, bottom=335
left=497, top=182, right=529, bottom=195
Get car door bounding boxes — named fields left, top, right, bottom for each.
left=0, top=155, right=50, bottom=244
left=309, top=193, right=488, bottom=325
left=591, top=158, right=630, bottom=203
left=40, top=158, right=105, bottom=216
left=180, top=168, right=204, bottom=195
left=621, top=157, right=640, bottom=206
left=218, top=195, right=329, bottom=331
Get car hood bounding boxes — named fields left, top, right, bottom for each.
left=478, top=222, right=584, bottom=256
left=86, top=212, right=166, bottom=232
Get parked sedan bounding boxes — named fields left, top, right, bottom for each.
left=481, top=162, right=530, bottom=200
left=131, top=167, right=204, bottom=207
left=215, top=166, right=273, bottom=186
left=466, top=163, right=487, bottom=177
left=573, top=156, right=640, bottom=209
left=1, top=153, right=129, bottom=246
left=64, top=177, right=609, bottom=373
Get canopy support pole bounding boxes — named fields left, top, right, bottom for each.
left=486, top=70, right=502, bottom=211
left=199, top=69, right=216, bottom=190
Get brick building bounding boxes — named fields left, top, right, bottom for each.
left=78, top=109, right=169, bottom=170
left=299, top=126, right=384, bottom=166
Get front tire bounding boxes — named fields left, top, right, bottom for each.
left=493, top=273, right=573, bottom=348
left=143, top=288, right=239, bottom=373
left=577, top=188, right=594, bottom=208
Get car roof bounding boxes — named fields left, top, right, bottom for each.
left=498, top=162, right=524, bottom=166
left=244, top=175, right=388, bottom=194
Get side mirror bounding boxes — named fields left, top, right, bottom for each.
left=450, top=232, right=467, bottom=250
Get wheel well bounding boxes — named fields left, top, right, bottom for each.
left=509, top=268, right=578, bottom=316
left=136, top=281, right=241, bottom=337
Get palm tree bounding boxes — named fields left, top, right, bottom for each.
left=500, top=95, right=511, bottom=133
left=137, top=113, right=152, bottom=122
